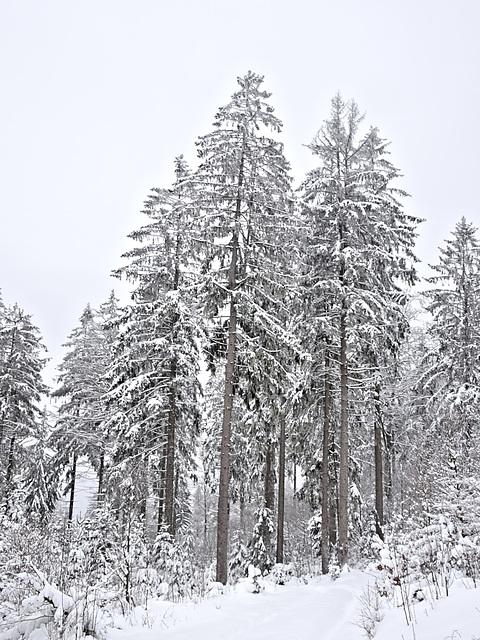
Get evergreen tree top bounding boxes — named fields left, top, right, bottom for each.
left=206, top=71, right=283, bottom=137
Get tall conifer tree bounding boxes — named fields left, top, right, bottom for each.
left=300, top=94, right=420, bottom=563
left=193, top=71, right=295, bottom=583
left=0, top=304, right=48, bottom=510
left=111, top=157, right=203, bottom=534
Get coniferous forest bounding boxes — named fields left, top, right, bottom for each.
left=2, top=72, right=480, bottom=638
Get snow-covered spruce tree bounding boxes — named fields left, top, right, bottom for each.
left=52, top=298, right=119, bottom=521
left=418, top=218, right=480, bottom=507
left=193, top=71, right=297, bottom=583
left=0, top=303, right=49, bottom=514
left=422, top=218, right=480, bottom=439
left=22, top=406, right=59, bottom=522
left=300, top=94, right=420, bottom=565
left=110, top=156, right=203, bottom=536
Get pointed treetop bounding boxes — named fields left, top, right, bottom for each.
left=80, top=303, right=94, bottom=326
left=212, top=71, right=282, bottom=135
left=174, top=154, right=191, bottom=185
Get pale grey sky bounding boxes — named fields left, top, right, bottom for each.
left=1, top=0, right=479, bottom=383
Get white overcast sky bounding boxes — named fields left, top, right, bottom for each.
left=1, top=0, right=479, bottom=384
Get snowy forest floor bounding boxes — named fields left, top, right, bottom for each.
left=106, top=568, right=480, bottom=640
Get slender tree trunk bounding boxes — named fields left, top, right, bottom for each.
left=263, top=437, right=275, bottom=561
left=374, top=380, right=384, bottom=539
left=216, top=299, right=237, bottom=584
left=264, top=438, right=275, bottom=512
left=203, top=478, right=209, bottom=548
left=97, top=451, right=105, bottom=502
left=215, top=140, right=245, bottom=585
left=384, top=423, right=394, bottom=501
left=157, top=441, right=167, bottom=533
left=68, top=451, right=78, bottom=522
left=330, top=426, right=338, bottom=548
left=276, top=410, right=286, bottom=564
left=164, top=358, right=177, bottom=536
left=164, top=232, right=181, bottom=536
left=321, top=352, right=331, bottom=574
left=329, top=499, right=337, bottom=548
left=338, top=302, right=349, bottom=565
left=239, top=493, right=246, bottom=535
left=293, top=454, right=297, bottom=496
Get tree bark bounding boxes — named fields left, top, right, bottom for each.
left=68, top=451, right=78, bottom=522
left=264, top=438, right=275, bottom=512
left=374, top=380, right=384, bottom=539
left=276, top=410, right=286, bottom=564
left=157, top=441, right=167, bottom=532
left=321, top=352, right=331, bottom=574
left=97, top=451, right=105, bottom=502
left=215, top=299, right=237, bottom=584
left=164, top=358, right=177, bottom=536
left=215, top=138, right=245, bottom=585
left=338, top=302, right=349, bottom=566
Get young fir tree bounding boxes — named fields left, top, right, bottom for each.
left=0, top=304, right=48, bottom=512
left=52, top=299, right=118, bottom=520
left=110, top=156, right=203, bottom=535
left=193, top=71, right=296, bottom=583
left=300, top=94, right=420, bottom=564
left=23, top=406, right=59, bottom=522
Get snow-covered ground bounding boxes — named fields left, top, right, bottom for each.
left=106, top=569, right=480, bottom=640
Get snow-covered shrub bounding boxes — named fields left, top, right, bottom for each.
left=369, top=511, right=480, bottom=622
left=328, top=551, right=341, bottom=581
left=0, top=569, right=115, bottom=640
left=245, top=507, right=275, bottom=576
left=236, top=565, right=264, bottom=594
left=153, top=528, right=206, bottom=602
left=268, top=563, right=294, bottom=585
left=307, top=513, right=322, bottom=557
left=228, top=532, right=249, bottom=582
left=356, top=583, right=385, bottom=639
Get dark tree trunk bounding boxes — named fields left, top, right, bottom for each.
left=164, top=358, right=177, bottom=536
left=276, top=410, right=286, bottom=564
left=321, top=352, right=331, bottom=574
left=338, top=302, right=349, bottom=566
left=330, top=426, right=338, bottom=548
left=374, top=381, right=384, bottom=539
left=157, top=440, right=167, bottom=532
left=264, top=438, right=275, bottom=512
left=68, top=451, right=78, bottom=522
left=215, top=142, right=244, bottom=585
left=215, top=298, right=237, bottom=584
left=383, top=423, right=394, bottom=501
left=97, top=451, right=105, bottom=502
left=293, top=454, right=297, bottom=496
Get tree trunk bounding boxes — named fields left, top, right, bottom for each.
left=216, top=299, right=237, bottom=584
left=215, top=139, right=244, bottom=585
left=374, top=380, right=384, bottom=539
left=68, top=451, right=78, bottom=522
left=264, top=438, right=275, bottom=512
left=293, top=454, right=297, bottom=496
left=97, top=451, right=105, bottom=502
left=157, top=441, right=167, bottom=533
left=338, top=303, right=349, bottom=566
left=276, top=410, right=286, bottom=564
left=164, top=358, right=177, bottom=536
left=321, top=352, right=331, bottom=574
